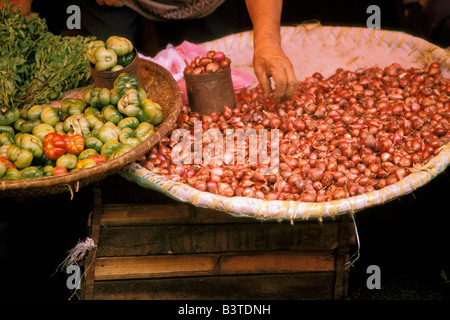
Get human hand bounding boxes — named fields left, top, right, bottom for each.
left=96, top=0, right=123, bottom=7
left=252, top=40, right=298, bottom=100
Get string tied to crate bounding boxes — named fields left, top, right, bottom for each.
left=58, top=237, right=96, bottom=272
left=346, top=212, right=361, bottom=269
left=56, top=237, right=97, bottom=299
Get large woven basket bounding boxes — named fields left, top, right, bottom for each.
left=121, top=24, right=450, bottom=222
left=0, top=59, right=182, bottom=198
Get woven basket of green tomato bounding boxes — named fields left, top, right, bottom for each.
left=0, top=59, right=182, bottom=198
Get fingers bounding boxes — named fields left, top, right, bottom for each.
left=255, top=56, right=297, bottom=101
left=253, top=61, right=273, bottom=100
left=270, top=66, right=288, bottom=101
left=252, top=43, right=297, bottom=101
left=273, top=60, right=298, bottom=100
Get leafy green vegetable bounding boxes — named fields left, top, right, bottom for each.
left=0, top=0, right=94, bottom=109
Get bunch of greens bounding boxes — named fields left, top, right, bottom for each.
left=0, top=1, right=94, bottom=110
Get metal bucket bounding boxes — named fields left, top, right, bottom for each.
left=184, top=66, right=236, bottom=115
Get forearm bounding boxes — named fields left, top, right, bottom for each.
left=245, top=0, right=283, bottom=46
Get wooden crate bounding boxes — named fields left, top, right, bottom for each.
left=81, top=177, right=355, bottom=300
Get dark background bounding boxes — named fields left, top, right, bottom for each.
left=30, top=0, right=449, bottom=53
left=0, top=0, right=449, bottom=301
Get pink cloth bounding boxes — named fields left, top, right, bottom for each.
left=140, top=41, right=257, bottom=104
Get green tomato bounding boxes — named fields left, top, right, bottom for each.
left=101, top=139, right=121, bottom=158
left=63, top=115, right=91, bottom=138
left=43, top=165, right=54, bottom=176
left=102, top=105, right=123, bottom=125
left=109, top=144, right=133, bottom=159
left=86, top=40, right=106, bottom=64
left=121, top=138, right=140, bottom=149
left=87, top=88, right=102, bottom=109
left=103, top=122, right=121, bottom=136
left=83, top=88, right=94, bottom=105
left=78, top=148, right=98, bottom=161
left=0, top=162, right=6, bottom=178
left=109, top=89, right=120, bottom=106
left=118, top=117, right=139, bottom=130
left=114, top=72, right=139, bottom=96
left=32, top=123, right=55, bottom=142
left=138, top=87, right=147, bottom=100
left=84, top=106, right=102, bottom=119
left=117, top=50, right=136, bottom=67
left=55, top=122, right=65, bottom=135
left=85, top=136, right=103, bottom=153
left=138, top=98, right=158, bottom=123
left=0, top=125, right=15, bottom=137
left=4, top=168, right=22, bottom=181
left=56, top=153, right=78, bottom=170
left=40, top=106, right=61, bottom=126
left=0, top=132, right=14, bottom=146
left=135, top=122, right=155, bottom=142
left=106, top=36, right=133, bottom=57
left=119, top=127, right=140, bottom=148
left=0, top=107, right=20, bottom=126
left=39, top=154, right=56, bottom=167
left=151, top=105, right=164, bottom=126
left=7, top=144, right=33, bottom=169
left=0, top=145, right=9, bottom=158
left=74, top=158, right=97, bottom=171
left=110, top=65, right=123, bottom=72
left=61, top=98, right=85, bottom=115
left=14, top=118, right=41, bottom=134
left=21, top=166, right=44, bottom=180
left=27, top=105, right=44, bottom=121
left=85, top=114, right=104, bottom=131
left=15, top=133, right=44, bottom=159
left=94, top=47, right=118, bottom=71
left=117, top=88, right=140, bottom=117
left=98, top=88, right=111, bottom=106
left=97, top=125, right=119, bottom=144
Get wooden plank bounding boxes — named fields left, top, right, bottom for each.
left=91, top=273, right=336, bottom=300
left=219, top=252, right=335, bottom=274
left=101, top=203, right=290, bottom=225
left=95, top=255, right=217, bottom=281
left=96, top=222, right=341, bottom=256
left=101, top=203, right=192, bottom=226
left=194, top=207, right=268, bottom=224
left=94, top=251, right=336, bottom=281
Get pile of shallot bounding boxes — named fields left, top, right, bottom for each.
left=140, top=62, right=450, bottom=202
left=183, top=50, right=231, bottom=75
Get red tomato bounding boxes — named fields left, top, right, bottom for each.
left=0, top=156, right=15, bottom=170
left=63, top=134, right=85, bottom=155
left=88, top=154, right=108, bottom=164
left=52, top=166, right=68, bottom=176
left=43, top=133, right=66, bottom=160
